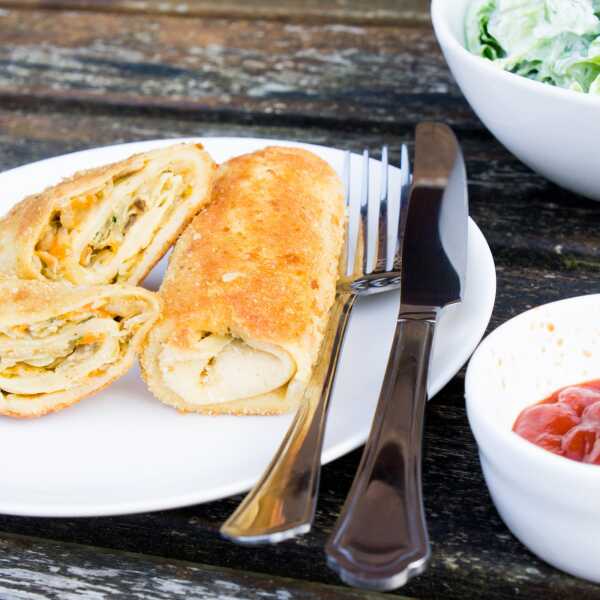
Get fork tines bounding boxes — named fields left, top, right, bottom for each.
left=344, top=145, right=411, bottom=288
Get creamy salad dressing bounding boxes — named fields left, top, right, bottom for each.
left=466, top=0, right=600, bottom=93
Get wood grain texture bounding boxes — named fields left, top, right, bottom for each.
left=0, top=8, right=463, bottom=127
left=0, top=533, right=397, bottom=599
left=1, top=105, right=600, bottom=599
left=0, top=0, right=431, bottom=25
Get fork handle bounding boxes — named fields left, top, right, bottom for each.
left=220, top=293, right=356, bottom=544
left=325, top=310, right=435, bottom=590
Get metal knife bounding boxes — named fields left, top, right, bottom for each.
left=325, top=122, right=468, bottom=591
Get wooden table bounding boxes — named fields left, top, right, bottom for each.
left=0, top=2, right=599, bottom=598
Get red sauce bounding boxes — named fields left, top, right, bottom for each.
left=513, top=380, right=600, bottom=464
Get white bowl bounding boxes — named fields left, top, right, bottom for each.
left=465, top=295, right=600, bottom=582
left=432, top=0, right=600, bottom=200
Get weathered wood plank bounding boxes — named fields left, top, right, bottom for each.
left=0, top=0, right=431, bottom=25
left=0, top=533, right=397, bottom=599
left=0, top=8, right=464, bottom=126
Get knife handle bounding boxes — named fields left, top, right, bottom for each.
left=325, top=311, right=434, bottom=591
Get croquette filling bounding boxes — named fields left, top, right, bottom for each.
left=0, top=299, right=149, bottom=400
left=158, top=334, right=297, bottom=406
left=34, top=166, right=193, bottom=284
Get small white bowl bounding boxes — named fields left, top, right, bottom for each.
left=465, top=295, right=600, bottom=582
left=431, top=0, right=600, bottom=200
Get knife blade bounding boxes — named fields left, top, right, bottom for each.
left=402, top=122, right=467, bottom=309
left=325, top=122, right=468, bottom=591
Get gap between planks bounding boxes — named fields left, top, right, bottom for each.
left=0, top=90, right=473, bottom=134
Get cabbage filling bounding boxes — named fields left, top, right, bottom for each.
left=34, top=166, right=193, bottom=284
left=159, top=334, right=297, bottom=406
left=0, top=300, right=148, bottom=399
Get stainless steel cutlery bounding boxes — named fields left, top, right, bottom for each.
left=326, top=122, right=468, bottom=590
left=222, top=123, right=469, bottom=592
left=221, top=144, right=411, bottom=543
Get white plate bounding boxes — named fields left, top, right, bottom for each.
left=0, top=137, right=496, bottom=517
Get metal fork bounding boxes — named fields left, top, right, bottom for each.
left=220, top=145, right=411, bottom=544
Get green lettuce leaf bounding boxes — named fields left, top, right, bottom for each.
left=465, top=0, right=506, bottom=60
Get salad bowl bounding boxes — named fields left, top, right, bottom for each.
left=432, top=0, right=600, bottom=200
